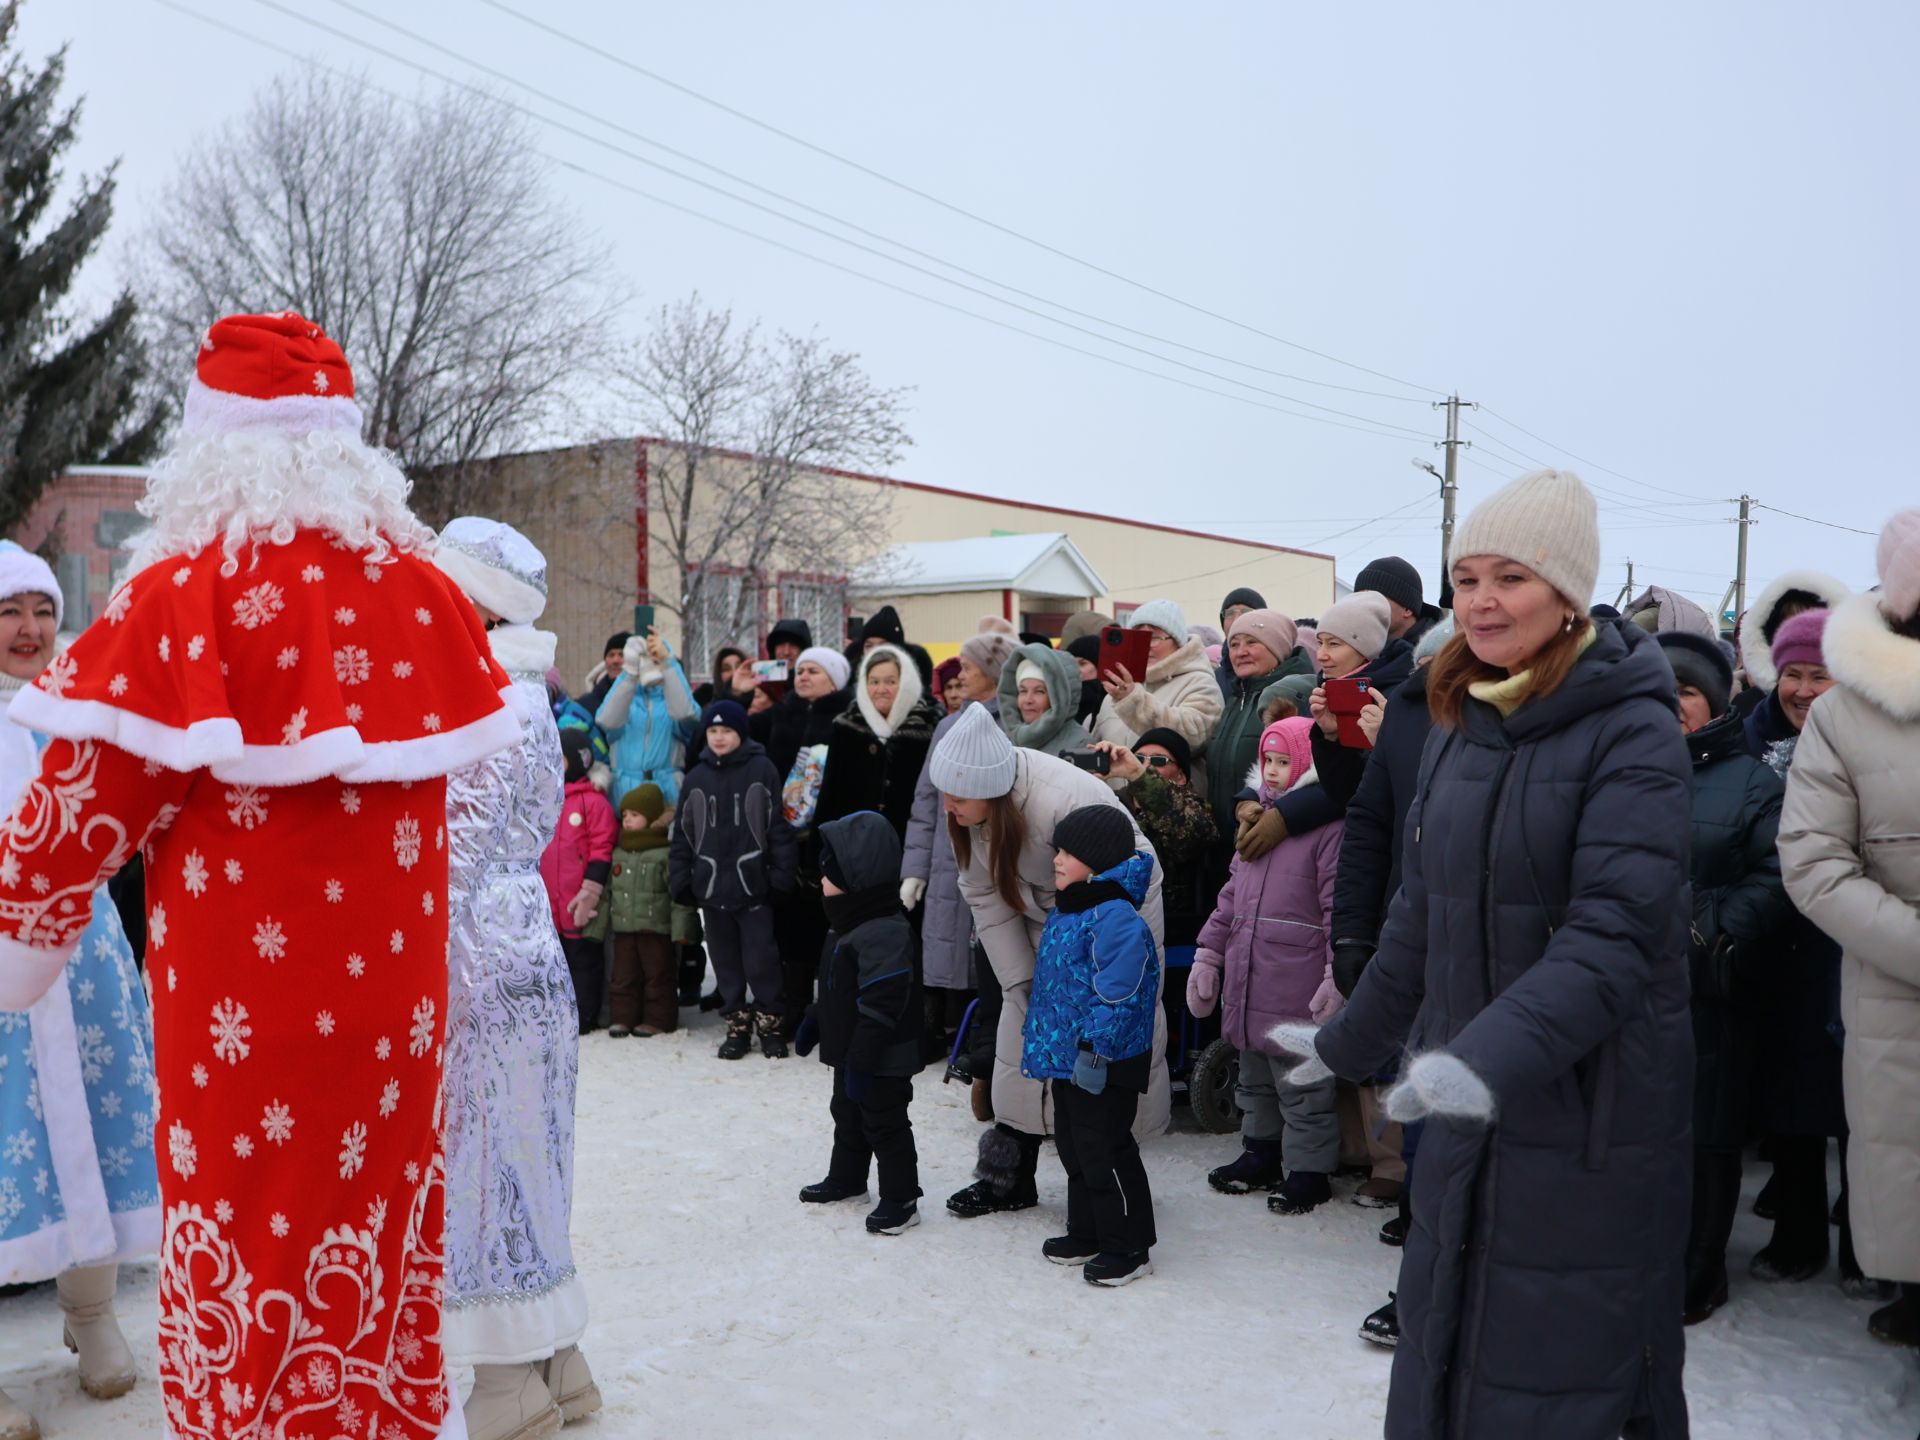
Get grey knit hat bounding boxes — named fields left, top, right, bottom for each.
left=1316, top=591, right=1392, bottom=663
left=959, top=631, right=1020, bottom=687
left=1127, top=598, right=1187, bottom=643
left=928, top=702, right=1018, bottom=798
left=1450, top=469, right=1601, bottom=609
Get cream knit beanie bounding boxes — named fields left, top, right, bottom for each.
left=1316, top=591, right=1392, bottom=662
left=928, top=702, right=1019, bottom=798
left=1450, top=469, right=1601, bottom=609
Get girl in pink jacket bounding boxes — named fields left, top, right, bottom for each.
left=1188, top=717, right=1345, bottom=1214
left=541, top=730, right=620, bottom=1032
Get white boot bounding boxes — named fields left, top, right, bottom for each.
left=540, top=1346, right=602, bottom=1423
left=463, top=1364, right=562, bottom=1440
left=57, top=1264, right=136, bottom=1400
left=0, top=1388, right=38, bottom=1440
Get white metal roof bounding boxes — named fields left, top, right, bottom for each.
left=853, top=532, right=1106, bottom=598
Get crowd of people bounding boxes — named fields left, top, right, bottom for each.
left=0, top=309, right=1912, bottom=1440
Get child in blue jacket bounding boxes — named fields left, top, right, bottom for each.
left=1022, top=804, right=1160, bottom=1286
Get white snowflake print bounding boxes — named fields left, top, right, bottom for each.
left=414, top=607, right=433, bottom=625
left=74, top=978, right=93, bottom=1003
left=374, top=1037, right=391, bottom=1061
left=225, top=785, right=268, bottom=830
left=182, top=851, right=208, bottom=896
left=436, top=825, right=445, bottom=851
left=76, top=1025, right=113, bottom=1084
left=421, top=891, right=434, bottom=917
left=167, top=967, right=177, bottom=992
left=276, top=646, right=300, bottom=671
left=167, top=1122, right=197, bottom=1180
left=378, top=1078, right=399, bottom=1118
left=324, top=879, right=343, bottom=904
left=367, top=1195, right=387, bottom=1236
left=224, top=859, right=244, bottom=885
left=100, top=1147, right=131, bottom=1179
left=148, top=903, right=168, bottom=949
left=313, top=367, right=330, bottom=394
left=345, top=703, right=363, bottom=724
left=186, top=634, right=206, bottom=662
left=104, top=583, right=132, bottom=624
left=232, top=1134, right=254, bottom=1159
left=363, top=560, right=383, bottom=584
left=157, top=635, right=171, bottom=663
left=340, top=787, right=361, bottom=815
left=38, top=651, right=76, bottom=699
left=0, top=853, right=15, bottom=889
left=421, top=713, right=443, bottom=732
left=388, top=930, right=405, bottom=955
left=172, top=566, right=192, bottom=588
left=315, top=1011, right=335, bottom=1036
left=190, top=1061, right=208, bottom=1088
left=346, top=953, right=366, bottom=978
left=333, top=645, right=371, bottom=686
left=231, top=581, right=286, bottom=630
left=301, top=565, right=325, bottom=584
left=282, top=708, right=308, bottom=745
left=408, top=997, right=436, bottom=1057
left=3, top=1131, right=35, bottom=1165
left=336, top=1396, right=363, bottom=1433
left=334, top=606, right=356, bottom=626
left=99, top=1091, right=120, bottom=1119
left=210, top=998, right=252, bottom=1064
left=404, top=1160, right=420, bottom=1184
left=29, top=874, right=48, bottom=895
left=220, top=1376, right=255, bottom=1419
left=214, top=1198, right=234, bottom=1224
left=393, top=815, right=422, bottom=871
left=338, top=1122, right=367, bottom=1179
left=307, top=1357, right=338, bottom=1399
left=260, top=1100, right=294, bottom=1146
left=107, top=672, right=128, bottom=697
left=252, top=918, right=287, bottom=963
left=270, top=1212, right=289, bottom=1237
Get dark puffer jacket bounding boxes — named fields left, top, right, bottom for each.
left=1325, top=665, right=1434, bottom=967
left=752, top=685, right=852, bottom=781
left=1682, top=709, right=1791, bottom=1148
left=668, top=739, right=798, bottom=911
left=1205, top=647, right=1313, bottom=833
left=815, top=692, right=942, bottom=838
left=813, top=812, right=923, bottom=1077
left=1316, top=622, right=1694, bottom=1440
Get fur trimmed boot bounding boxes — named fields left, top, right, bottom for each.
left=946, top=1127, right=1039, bottom=1217
left=57, top=1264, right=136, bottom=1400
left=464, top=1363, right=562, bottom=1440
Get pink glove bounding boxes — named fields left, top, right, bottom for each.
left=1186, top=950, right=1222, bottom=1018
left=568, top=880, right=604, bottom=931
left=1309, top=971, right=1344, bottom=1025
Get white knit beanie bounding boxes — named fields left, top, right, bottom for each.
left=1128, top=598, right=1187, bottom=643
left=0, top=541, right=62, bottom=628
left=1316, top=591, right=1392, bottom=662
left=928, top=702, right=1018, bottom=799
left=1014, top=658, right=1046, bottom=688
left=1450, top=469, right=1601, bottom=609
left=797, top=645, right=851, bottom=690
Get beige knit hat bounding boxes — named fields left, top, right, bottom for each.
left=1450, top=469, right=1600, bottom=608
left=1316, top=591, right=1392, bottom=662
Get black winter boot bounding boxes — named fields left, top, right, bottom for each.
left=756, top=1010, right=788, bottom=1059
left=1208, top=1136, right=1286, bottom=1195
left=799, top=1178, right=868, bottom=1204
left=1083, top=1251, right=1152, bottom=1287
left=1379, top=1191, right=1409, bottom=1247
left=865, top=1200, right=919, bottom=1236
left=717, top=1011, right=754, bottom=1061
left=1870, top=1285, right=1920, bottom=1348
left=1683, top=1147, right=1741, bottom=1324
left=1360, top=1293, right=1399, bottom=1348
left=1267, top=1170, right=1333, bottom=1216
left=1750, top=1139, right=1830, bottom=1283
left=676, top=944, right=705, bottom=1006
left=947, top=1128, right=1039, bottom=1218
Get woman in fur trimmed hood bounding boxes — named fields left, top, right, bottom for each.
left=815, top=643, right=944, bottom=839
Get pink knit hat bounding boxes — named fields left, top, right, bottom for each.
left=1876, top=508, right=1920, bottom=622
left=1257, top=716, right=1315, bottom=794
left=1771, top=608, right=1829, bottom=672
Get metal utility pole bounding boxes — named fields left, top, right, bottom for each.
left=1734, top=494, right=1754, bottom=620
left=1433, top=394, right=1473, bottom=578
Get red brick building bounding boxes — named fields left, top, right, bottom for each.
left=7, top=466, right=151, bottom=630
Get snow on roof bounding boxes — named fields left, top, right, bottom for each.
left=853, top=532, right=1106, bottom=597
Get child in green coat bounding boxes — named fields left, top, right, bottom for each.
left=607, top=784, right=700, bottom=1036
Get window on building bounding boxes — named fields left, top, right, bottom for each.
left=682, top=567, right=765, bottom=677
left=776, top=572, right=850, bottom=653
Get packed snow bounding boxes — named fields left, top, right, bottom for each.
left=2, top=1011, right=1916, bottom=1438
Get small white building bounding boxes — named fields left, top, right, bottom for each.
left=852, top=532, right=1107, bottom=642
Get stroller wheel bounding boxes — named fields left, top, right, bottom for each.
left=1188, top=1039, right=1242, bottom=1135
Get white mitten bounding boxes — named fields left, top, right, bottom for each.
left=622, top=636, right=647, bottom=672
left=1266, top=1022, right=1332, bottom=1086
left=1382, top=1050, right=1496, bottom=1125
left=899, top=876, right=927, bottom=911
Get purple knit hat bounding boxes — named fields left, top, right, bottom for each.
left=1771, top=609, right=1830, bottom=672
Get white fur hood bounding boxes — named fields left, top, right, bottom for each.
left=1821, top=592, right=1920, bottom=722
left=1244, top=758, right=1319, bottom=795
left=1742, top=568, right=1853, bottom=692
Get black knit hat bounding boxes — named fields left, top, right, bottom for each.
left=1353, top=557, right=1424, bottom=617
left=766, top=617, right=813, bottom=652
left=860, top=605, right=906, bottom=646
left=1132, top=726, right=1192, bottom=776
left=558, top=728, right=595, bottom=782
left=1052, top=804, right=1136, bottom=877
left=603, top=631, right=631, bottom=658
left=1065, top=634, right=1102, bottom=665
left=1220, top=586, right=1266, bottom=620
left=1657, top=631, right=1733, bottom=719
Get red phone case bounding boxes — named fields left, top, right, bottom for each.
left=1325, top=677, right=1375, bottom=750
left=1100, top=625, right=1152, bottom=683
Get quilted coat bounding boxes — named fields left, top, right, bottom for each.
left=903, top=700, right=996, bottom=990
left=1022, top=849, right=1160, bottom=1082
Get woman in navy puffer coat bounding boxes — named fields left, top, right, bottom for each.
left=1287, top=471, right=1695, bottom=1439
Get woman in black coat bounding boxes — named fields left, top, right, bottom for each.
left=1279, top=472, right=1694, bottom=1439
left=816, top=644, right=943, bottom=839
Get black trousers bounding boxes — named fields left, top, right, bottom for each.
left=773, top=885, right=827, bottom=1029
left=702, top=905, right=782, bottom=1013
left=827, top=1069, right=920, bottom=1203
left=560, top=936, right=605, bottom=1034
left=1051, top=1080, right=1155, bottom=1255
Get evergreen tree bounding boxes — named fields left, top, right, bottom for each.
left=0, top=1, right=163, bottom=536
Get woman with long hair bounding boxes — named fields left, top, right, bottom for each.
left=1276, top=470, right=1694, bottom=1438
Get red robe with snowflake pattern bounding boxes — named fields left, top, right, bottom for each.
left=0, top=530, right=520, bottom=1440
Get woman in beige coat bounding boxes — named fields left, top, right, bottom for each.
left=927, top=705, right=1171, bottom=1220
left=1091, top=599, right=1225, bottom=778
left=1778, top=507, right=1920, bottom=1347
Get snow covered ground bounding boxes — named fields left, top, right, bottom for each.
left=3, top=1011, right=1917, bottom=1438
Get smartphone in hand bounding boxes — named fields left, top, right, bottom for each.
left=1065, top=749, right=1112, bottom=775
left=1324, top=676, right=1375, bottom=748
left=1099, top=625, right=1151, bottom=684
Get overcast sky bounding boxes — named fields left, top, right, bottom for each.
left=32, top=1, right=1918, bottom=610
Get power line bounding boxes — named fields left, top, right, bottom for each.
left=1751, top=503, right=1878, bottom=538
left=475, top=0, right=1449, bottom=401
left=240, top=0, right=1434, bottom=441
left=1472, top=405, right=1716, bottom=503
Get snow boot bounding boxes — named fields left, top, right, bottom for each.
left=1042, top=1234, right=1099, bottom=1266
left=866, top=1200, right=919, bottom=1235
left=1207, top=1136, right=1285, bottom=1195
left=1752, top=1170, right=1779, bottom=1220
left=539, top=1346, right=602, bottom=1425
left=1267, top=1170, right=1333, bottom=1216
left=1353, top=1176, right=1404, bottom=1208
left=0, top=1391, right=34, bottom=1440
left=1379, top=1191, right=1409, bottom=1247
left=607, top=1025, right=632, bottom=1039
left=717, top=1011, right=754, bottom=1060
left=756, top=1009, right=788, bottom=1059
left=799, top=1178, right=869, bottom=1204
left=1870, top=1285, right=1920, bottom=1348
left=948, top=1127, right=1038, bottom=1217
left=676, top=944, right=706, bottom=1006
left=1682, top=1262, right=1729, bottom=1326
left=464, top=1363, right=562, bottom=1440
left=57, top=1264, right=136, bottom=1400
left=1360, top=1293, right=1400, bottom=1348
left=946, top=1178, right=1038, bottom=1218
left=1083, top=1251, right=1152, bottom=1287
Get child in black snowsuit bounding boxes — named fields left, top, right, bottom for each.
left=795, top=810, right=926, bottom=1235
left=670, top=701, right=798, bottom=1060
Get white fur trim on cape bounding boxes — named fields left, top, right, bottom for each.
left=1822, top=591, right=1920, bottom=722
left=434, top=545, right=548, bottom=627
left=1741, top=568, right=1852, bottom=691
left=488, top=624, right=559, bottom=680
left=0, top=930, right=77, bottom=1010
left=179, top=375, right=365, bottom=437
left=855, top=643, right=925, bottom=739
left=9, top=682, right=527, bottom=787
left=28, top=970, right=129, bottom=1269
left=444, top=1271, right=589, bottom=1367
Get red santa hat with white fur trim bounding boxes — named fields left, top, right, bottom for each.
left=181, top=311, right=364, bottom=436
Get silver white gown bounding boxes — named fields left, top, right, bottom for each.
left=441, top=627, right=585, bottom=1365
